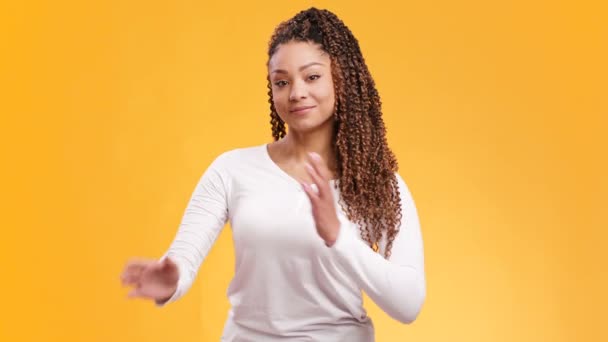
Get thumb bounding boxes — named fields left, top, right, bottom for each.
left=151, top=258, right=166, bottom=271
left=161, top=257, right=176, bottom=270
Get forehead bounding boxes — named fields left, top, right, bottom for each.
left=268, top=41, right=330, bottom=71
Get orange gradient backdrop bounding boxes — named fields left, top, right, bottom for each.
left=0, top=0, right=606, bottom=341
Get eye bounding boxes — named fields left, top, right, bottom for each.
left=308, top=74, right=321, bottom=81
left=274, top=80, right=288, bottom=87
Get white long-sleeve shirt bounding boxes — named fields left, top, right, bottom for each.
left=160, top=143, right=426, bottom=341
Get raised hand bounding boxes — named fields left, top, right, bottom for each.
left=120, top=257, right=179, bottom=302
left=301, top=152, right=341, bottom=247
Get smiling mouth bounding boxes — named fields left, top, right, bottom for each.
left=290, top=106, right=316, bottom=113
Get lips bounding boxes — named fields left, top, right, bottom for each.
left=289, top=105, right=316, bottom=113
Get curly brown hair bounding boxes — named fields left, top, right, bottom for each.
left=266, top=8, right=402, bottom=259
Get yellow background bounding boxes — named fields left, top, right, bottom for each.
left=1, top=0, right=606, bottom=341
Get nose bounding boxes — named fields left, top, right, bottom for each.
left=288, top=80, right=307, bottom=101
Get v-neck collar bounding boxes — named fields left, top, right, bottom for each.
left=260, top=143, right=337, bottom=192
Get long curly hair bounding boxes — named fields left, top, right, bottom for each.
left=266, top=8, right=402, bottom=258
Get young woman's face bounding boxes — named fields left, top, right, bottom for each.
left=268, top=41, right=336, bottom=134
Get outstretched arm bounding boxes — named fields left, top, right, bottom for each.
left=156, top=155, right=231, bottom=306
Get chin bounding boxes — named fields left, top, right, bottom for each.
left=286, top=122, right=318, bottom=134
left=287, top=119, right=334, bottom=134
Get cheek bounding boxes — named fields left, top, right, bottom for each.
left=271, top=91, right=290, bottom=120
left=319, top=82, right=336, bottom=107
left=272, top=90, right=287, bottom=108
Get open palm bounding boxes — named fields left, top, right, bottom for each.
left=120, top=257, right=179, bottom=301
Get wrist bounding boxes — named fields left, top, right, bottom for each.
left=324, top=220, right=341, bottom=247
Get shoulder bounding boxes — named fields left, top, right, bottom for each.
left=210, top=143, right=267, bottom=166
left=205, top=143, right=268, bottom=176
left=394, top=171, right=417, bottom=207
left=197, top=144, right=267, bottom=191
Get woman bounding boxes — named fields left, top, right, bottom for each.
left=121, top=7, right=426, bottom=341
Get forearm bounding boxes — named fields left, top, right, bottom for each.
left=328, top=173, right=427, bottom=323
left=156, top=156, right=230, bottom=306
left=328, top=225, right=426, bottom=323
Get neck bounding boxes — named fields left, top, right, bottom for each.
left=281, top=124, right=337, bottom=173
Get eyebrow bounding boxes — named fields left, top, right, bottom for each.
left=270, top=62, right=325, bottom=75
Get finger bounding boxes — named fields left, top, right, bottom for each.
left=301, top=181, right=320, bottom=203
left=122, top=261, right=147, bottom=280
left=127, top=288, right=143, bottom=299
left=121, top=270, right=142, bottom=286
left=127, top=282, right=155, bottom=300
left=305, top=159, right=330, bottom=198
left=124, top=260, right=148, bottom=274
left=306, top=152, right=329, bottom=181
left=304, top=163, right=324, bottom=189
left=120, top=271, right=132, bottom=283
left=125, top=258, right=148, bottom=266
